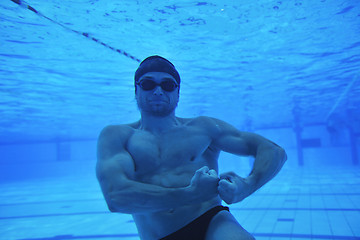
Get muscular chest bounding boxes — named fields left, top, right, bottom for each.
left=127, top=127, right=212, bottom=173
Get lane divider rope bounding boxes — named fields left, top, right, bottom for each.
left=10, top=0, right=141, bottom=62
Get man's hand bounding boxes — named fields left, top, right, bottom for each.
left=218, top=172, right=253, bottom=204
left=189, top=166, right=219, bottom=202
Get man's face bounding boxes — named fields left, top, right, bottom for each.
left=135, top=72, right=179, bottom=116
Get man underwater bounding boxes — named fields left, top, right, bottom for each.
left=96, top=55, right=287, bottom=240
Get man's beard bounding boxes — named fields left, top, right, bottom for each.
left=137, top=101, right=178, bottom=117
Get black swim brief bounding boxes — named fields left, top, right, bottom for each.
left=160, top=205, right=230, bottom=240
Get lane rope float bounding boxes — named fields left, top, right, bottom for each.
left=10, top=0, right=141, bottom=62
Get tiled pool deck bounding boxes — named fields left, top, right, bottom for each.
left=1, top=166, right=359, bottom=240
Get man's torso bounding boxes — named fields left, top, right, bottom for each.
left=113, top=117, right=223, bottom=238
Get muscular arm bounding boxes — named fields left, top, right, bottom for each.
left=96, top=154, right=191, bottom=214
left=246, top=135, right=287, bottom=195
left=96, top=125, right=216, bottom=214
left=207, top=117, right=287, bottom=201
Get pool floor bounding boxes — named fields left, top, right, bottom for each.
left=1, top=166, right=359, bottom=240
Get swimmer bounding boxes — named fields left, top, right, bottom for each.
left=96, top=56, right=287, bottom=240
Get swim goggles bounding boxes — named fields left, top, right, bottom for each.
left=137, top=79, right=178, bottom=92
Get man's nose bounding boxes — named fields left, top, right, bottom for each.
left=153, top=86, right=164, bottom=95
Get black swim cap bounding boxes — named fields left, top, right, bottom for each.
left=134, top=55, right=180, bottom=85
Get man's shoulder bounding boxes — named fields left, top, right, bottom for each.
left=178, top=116, right=222, bottom=132
left=182, top=116, right=243, bottom=137
left=183, top=116, right=219, bottom=126
left=98, top=121, right=140, bottom=141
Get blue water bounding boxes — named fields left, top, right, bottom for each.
left=1, top=0, right=360, bottom=239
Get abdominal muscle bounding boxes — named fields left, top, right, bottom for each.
left=131, top=166, right=221, bottom=240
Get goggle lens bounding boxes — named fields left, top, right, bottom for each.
left=138, top=80, right=178, bottom=92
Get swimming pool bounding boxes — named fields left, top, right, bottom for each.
left=1, top=165, right=359, bottom=239
left=1, top=0, right=359, bottom=239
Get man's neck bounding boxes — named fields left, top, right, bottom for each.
left=139, top=111, right=179, bottom=134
